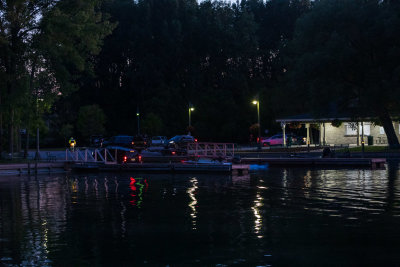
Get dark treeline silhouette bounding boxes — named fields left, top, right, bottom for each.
left=2, top=0, right=399, bottom=151
left=52, top=0, right=311, bottom=145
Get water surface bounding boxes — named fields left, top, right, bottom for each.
left=1, top=162, right=400, bottom=266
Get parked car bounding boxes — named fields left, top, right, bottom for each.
left=167, top=135, right=196, bottom=148
left=261, top=133, right=305, bottom=146
left=103, top=135, right=134, bottom=148
left=90, top=135, right=104, bottom=147
left=101, top=146, right=140, bottom=164
left=151, top=136, right=168, bottom=146
left=131, top=135, right=149, bottom=150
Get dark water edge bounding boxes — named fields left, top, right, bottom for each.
left=1, top=161, right=400, bottom=266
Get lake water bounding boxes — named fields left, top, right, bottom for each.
left=1, top=162, right=400, bottom=266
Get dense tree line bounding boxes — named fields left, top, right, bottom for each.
left=2, top=0, right=400, bottom=152
left=53, top=0, right=310, bottom=145
left=0, top=0, right=113, bottom=157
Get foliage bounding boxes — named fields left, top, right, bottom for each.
left=249, top=123, right=260, bottom=135
left=288, top=122, right=302, bottom=129
left=331, top=119, right=342, bottom=128
left=60, top=124, right=74, bottom=142
left=283, top=0, right=400, bottom=147
left=76, top=105, right=106, bottom=140
left=0, top=0, right=114, bottom=152
left=55, top=0, right=310, bottom=143
left=142, top=113, right=163, bottom=136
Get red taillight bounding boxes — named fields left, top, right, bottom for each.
left=194, top=139, right=198, bottom=142
left=123, top=156, right=127, bottom=162
left=138, top=155, right=142, bottom=162
left=172, top=151, right=176, bottom=155
left=132, top=141, right=134, bottom=145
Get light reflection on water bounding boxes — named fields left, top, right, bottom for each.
left=1, top=162, right=400, bottom=266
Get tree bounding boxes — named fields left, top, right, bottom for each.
left=0, top=0, right=114, bottom=157
left=283, top=0, right=400, bottom=148
left=60, top=124, right=74, bottom=147
left=76, top=105, right=106, bottom=142
left=142, top=113, right=163, bottom=136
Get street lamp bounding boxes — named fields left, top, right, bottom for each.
left=188, top=104, right=195, bottom=135
left=136, top=108, right=140, bottom=135
left=252, top=100, right=261, bottom=149
left=189, top=106, right=195, bottom=127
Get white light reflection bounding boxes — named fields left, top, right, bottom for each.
left=120, top=201, right=126, bottom=238
left=252, top=179, right=267, bottom=239
left=115, top=177, right=119, bottom=199
left=104, top=177, right=109, bottom=199
left=187, top=177, right=198, bottom=230
left=303, top=170, right=312, bottom=199
left=42, top=219, right=49, bottom=254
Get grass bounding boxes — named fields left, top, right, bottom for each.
left=346, top=146, right=400, bottom=153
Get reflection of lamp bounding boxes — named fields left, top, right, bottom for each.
left=252, top=192, right=263, bottom=238
left=187, top=177, right=198, bottom=230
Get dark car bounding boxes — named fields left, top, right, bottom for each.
left=167, top=135, right=196, bottom=148
left=151, top=136, right=168, bottom=146
left=103, top=135, right=134, bottom=148
left=103, top=146, right=140, bottom=164
left=90, top=135, right=104, bottom=147
left=131, top=135, right=149, bottom=150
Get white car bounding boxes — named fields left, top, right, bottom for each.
left=151, top=136, right=167, bottom=146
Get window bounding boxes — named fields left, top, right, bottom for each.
left=361, top=124, right=370, bottom=136
left=345, top=123, right=370, bottom=135
left=345, top=123, right=357, bottom=135
left=380, top=127, right=385, bottom=135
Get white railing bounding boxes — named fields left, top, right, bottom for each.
left=65, top=148, right=117, bottom=164
left=187, top=142, right=235, bottom=159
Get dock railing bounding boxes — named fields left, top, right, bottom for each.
left=187, top=142, right=235, bottom=159
left=65, top=148, right=117, bottom=164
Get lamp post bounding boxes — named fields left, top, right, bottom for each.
left=136, top=107, right=140, bottom=135
left=188, top=105, right=194, bottom=135
left=252, top=100, right=261, bottom=149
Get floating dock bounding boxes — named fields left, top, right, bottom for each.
left=72, top=162, right=251, bottom=174
left=241, top=157, right=386, bottom=168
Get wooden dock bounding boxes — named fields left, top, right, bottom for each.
left=241, top=157, right=386, bottom=168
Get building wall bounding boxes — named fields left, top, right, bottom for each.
left=321, top=121, right=400, bottom=145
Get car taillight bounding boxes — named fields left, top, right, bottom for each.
left=172, top=151, right=176, bottom=155
left=123, top=156, right=127, bottom=162
left=138, top=155, right=142, bottom=162
left=194, top=139, right=198, bottom=142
